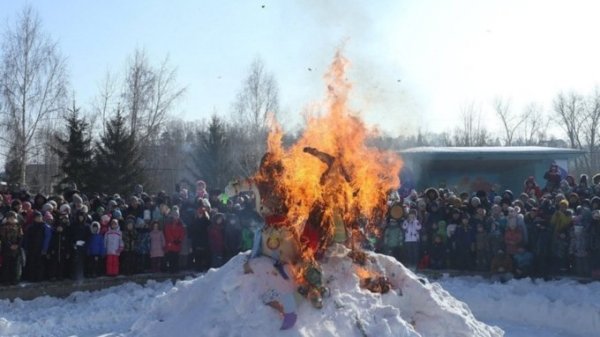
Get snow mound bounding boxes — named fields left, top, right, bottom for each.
left=129, top=247, right=502, bottom=337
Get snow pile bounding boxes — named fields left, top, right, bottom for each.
left=439, top=277, right=600, bottom=337
left=0, top=280, right=174, bottom=337
left=129, top=248, right=503, bottom=337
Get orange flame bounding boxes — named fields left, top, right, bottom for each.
left=254, top=51, right=403, bottom=265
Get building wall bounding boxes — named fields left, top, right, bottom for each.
left=402, top=157, right=572, bottom=194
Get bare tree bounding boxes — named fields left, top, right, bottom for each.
left=493, top=97, right=525, bottom=146
left=92, top=70, right=118, bottom=138
left=0, top=7, right=68, bottom=186
left=553, top=91, right=587, bottom=172
left=229, top=58, right=280, bottom=177
left=519, top=102, right=548, bottom=145
left=583, top=88, right=600, bottom=171
left=122, top=49, right=155, bottom=136
left=122, top=49, right=185, bottom=142
left=233, top=58, right=280, bottom=130
left=453, top=102, right=490, bottom=146
left=553, top=91, right=585, bottom=149
left=145, top=56, right=185, bottom=140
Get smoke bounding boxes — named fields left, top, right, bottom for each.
left=294, top=0, right=420, bottom=135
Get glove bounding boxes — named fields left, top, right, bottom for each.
left=76, top=240, right=85, bottom=247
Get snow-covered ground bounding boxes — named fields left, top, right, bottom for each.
left=437, top=276, right=600, bottom=337
left=0, top=257, right=597, bottom=337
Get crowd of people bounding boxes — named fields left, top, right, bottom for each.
left=0, top=180, right=262, bottom=285
left=1, top=163, right=599, bottom=286
left=380, top=164, right=600, bottom=281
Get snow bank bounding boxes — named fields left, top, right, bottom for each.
left=129, top=247, right=502, bottom=337
left=438, top=277, right=600, bottom=337
left=0, top=280, right=174, bottom=337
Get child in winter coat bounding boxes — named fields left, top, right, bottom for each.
left=383, top=219, right=403, bottom=262
left=207, top=213, right=226, bottom=268
left=164, top=208, right=185, bottom=273
left=104, top=219, right=124, bottom=276
left=475, top=223, right=491, bottom=271
left=569, top=224, right=590, bottom=277
left=149, top=221, right=165, bottom=272
left=86, top=222, right=105, bottom=278
left=135, top=218, right=151, bottom=273
left=429, top=234, right=446, bottom=269
left=402, top=210, right=422, bottom=268
left=121, top=219, right=138, bottom=275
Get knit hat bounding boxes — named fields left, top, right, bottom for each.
left=100, top=214, right=111, bottom=225
left=72, top=194, right=83, bottom=205
left=43, top=211, right=54, bottom=222
left=112, top=209, right=122, bottom=219
left=559, top=199, right=569, bottom=207
left=48, top=200, right=58, bottom=209
left=60, top=204, right=71, bottom=215
left=33, top=210, right=43, bottom=218
left=42, top=203, right=54, bottom=213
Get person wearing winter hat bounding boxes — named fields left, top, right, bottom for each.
left=86, top=221, right=105, bottom=278
left=71, top=194, right=83, bottom=209
left=196, top=180, right=209, bottom=200
left=164, top=207, right=185, bottom=273
left=112, top=209, right=123, bottom=221
left=104, top=219, right=124, bottom=276
left=43, top=211, right=54, bottom=224
left=0, top=211, right=24, bottom=284
left=24, top=210, right=52, bottom=282
left=59, top=204, right=71, bottom=216
left=42, top=203, right=54, bottom=214
left=100, top=214, right=111, bottom=235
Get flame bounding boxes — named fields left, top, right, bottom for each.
left=254, top=50, right=403, bottom=266
left=355, top=266, right=376, bottom=280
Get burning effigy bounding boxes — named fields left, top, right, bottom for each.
left=242, top=51, right=403, bottom=329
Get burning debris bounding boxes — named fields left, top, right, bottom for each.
left=243, top=51, right=403, bottom=329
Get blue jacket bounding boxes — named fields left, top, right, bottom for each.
left=87, top=233, right=106, bottom=256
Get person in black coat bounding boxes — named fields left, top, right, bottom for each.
left=188, top=207, right=211, bottom=271
left=48, top=214, right=72, bottom=280
left=23, top=211, right=52, bottom=282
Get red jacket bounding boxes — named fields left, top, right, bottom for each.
left=207, top=224, right=225, bottom=255
left=164, top=219, right=185, bottom=253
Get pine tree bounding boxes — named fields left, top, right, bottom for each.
left=52, top=102, right=94, bottom=192
left=94, top=109, right=144, bottom=195
left=189, top=114, right=230, bottom=188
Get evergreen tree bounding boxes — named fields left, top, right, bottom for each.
left=189, top=114, right=230, bottom=188
left=94, top=109, right=144, bottom=195
left=52, top=102, right=94, bottom=192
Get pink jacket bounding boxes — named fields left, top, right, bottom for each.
left=104, top=228, right=124, bottom=255
left=149, top=229, right=166, bottom=258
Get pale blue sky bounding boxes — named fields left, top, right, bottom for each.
left=2, top=0, right=600, bottom=136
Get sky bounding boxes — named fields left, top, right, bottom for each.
left=1, top=0, right=600, bottom=137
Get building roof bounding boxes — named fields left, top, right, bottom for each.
left=400, top=146, right=584, bottom=161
